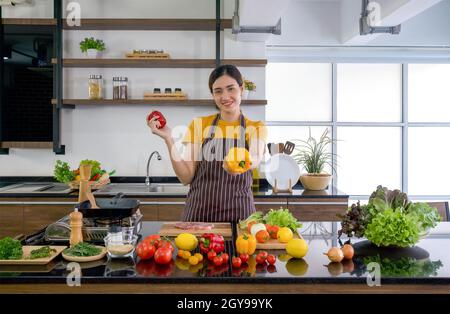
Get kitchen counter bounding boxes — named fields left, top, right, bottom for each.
left=1, top=221, right=449, bottom=294
left=0, top=176, right=348, bottom=199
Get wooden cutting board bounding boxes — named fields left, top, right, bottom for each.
left=158, top=222, right=232, bottom=238
left=236, top=228, right=301, bottom=250
left=0, top=246, right=66, bottom=265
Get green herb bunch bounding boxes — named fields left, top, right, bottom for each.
left=54, top=160, right=76, bottom=183
left=0, top=237, right=23, bottom=260
left=292, top=128, right=336, bottom=174
left=79, top=37, right=106, bottom=53
left=63, top=242, right=102, bottom=257
left=29, top=246, right=56, bottom=259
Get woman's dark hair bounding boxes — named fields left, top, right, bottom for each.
left=208, top=64, right=243, bottom=93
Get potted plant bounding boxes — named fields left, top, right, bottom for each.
left=80, top=37, right=106, bottom=58
left=292, top=128, right=335, bottom=190
left=242, top=79, right=256, bottom=99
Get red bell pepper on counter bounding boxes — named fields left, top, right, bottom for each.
left=199, top=233, right=225, bottom=254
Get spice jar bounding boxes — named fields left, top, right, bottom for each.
left=119, top=77, right=128, bottom=100
left=153, top=88, right=161, bottom=94
left=174, top=88, right=182, bottom=94
left=88, top=74, right=103, bottom=100
left=113, top=77, right=120, bottom=100
left=164, top=88, right=172, bottom=94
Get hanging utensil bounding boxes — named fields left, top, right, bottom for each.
left=283, top=141, right=295, bottom=155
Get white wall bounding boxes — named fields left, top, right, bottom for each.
left=0, top=0, right=267, bottom=176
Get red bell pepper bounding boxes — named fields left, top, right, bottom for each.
left=147, top=111, right=167, bottom=129
left=199, top=233, right=225, bottom=254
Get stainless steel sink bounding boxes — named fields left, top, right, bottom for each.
left=93, top=183, right=190, bottom=195
left=0, top=182, right=73, bottom=194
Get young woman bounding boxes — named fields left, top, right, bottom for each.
left=148, top=65, right=266, bottom=222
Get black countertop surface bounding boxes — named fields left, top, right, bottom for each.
left=0, top=177, right=348, bottom=199
left=1, top=221, right=449, bottom=284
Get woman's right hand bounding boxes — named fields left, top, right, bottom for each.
left=147, top=116, right=172, bottom=141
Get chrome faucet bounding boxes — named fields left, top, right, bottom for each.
left=145, top=151, right=162, bottom=186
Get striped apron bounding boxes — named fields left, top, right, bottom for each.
left=183, top=114, right=255, bottom=222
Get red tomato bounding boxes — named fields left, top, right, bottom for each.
left=257, top=251, right=268, bottom=260
left=144, top=234, right=161, bottom=245
left=213, top=256, right=223, bottom=266
left=159, top=240, right=174, bottom=253
left=232, top=257, right=242, bottom=268
left=207, top=250, right=217, bottom=261
left=256, top=230, right=270, bottom=243
left=154, top=247, right=173, bottom=265
left=221, top=253, right=229, bottom=264
left=239, top=253, right=249, bottom=263
left=147, top=111, right=167, bottom=129
left=255, top=254, right=266, bottom=264
left=266, top=254, right=276, bottom=265
left=136, top=241, right=155, bottom=260
left=266, top=224, right=279, bottom=239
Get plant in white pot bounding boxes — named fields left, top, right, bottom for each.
left=80, top=37, right=106, bottom=58
left=242, top=79, right=256, bottom=99
left=292, top=128, right=336, bottom=191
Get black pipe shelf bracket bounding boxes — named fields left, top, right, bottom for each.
left=53, top=0, right=65, bottom=154
left=0, top=6, right=9, bottom=154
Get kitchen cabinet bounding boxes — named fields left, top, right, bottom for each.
left=254, top=198, right=287, bottom=213
left=157, top=198, right=186, bottom=221
left=137, top=200, right=158, bottom=221
left=287, top=197, right=348, bottom=221
left=0, top=199, right=23, bottom=238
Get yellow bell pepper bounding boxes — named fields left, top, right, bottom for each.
left=235, top=233, right=256, bottom=255
left=224, top=147, right=252, bottom=174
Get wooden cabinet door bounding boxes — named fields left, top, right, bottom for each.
left=0, top=199, right=24, bottom=238
left=253, top=198, right=288, bottom=215
left=23, top=199, right=76, bottom=235
left=138, top=200, right=158, bottom=221
left=157, top=198, right=186, bottom=221
left=287, top=197, right=348, bottom=221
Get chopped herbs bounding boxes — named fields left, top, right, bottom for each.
left=0, top=237, right=23, bottom=260
left=29, top=246, right=56, bottom=259
left=63, top=242, right=102, bottom=257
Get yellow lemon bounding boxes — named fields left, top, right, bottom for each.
left=286, top=238, right=309, bottom=258
left=277, top=227, right=293, bottom=243
left=286, top=258, right=309, bottom=276
left=174, top=233, right=198, bottom=251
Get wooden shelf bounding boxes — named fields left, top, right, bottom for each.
left=0, top=142, right=53, bottom=149
left=1, top=18, right=56, bottom=26
left=54, top=58, right=267, bottom=68
left=52, top=99, right=267, bottom=106
left=61, top=18, right=232, bottom=30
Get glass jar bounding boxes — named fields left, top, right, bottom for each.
left=112, top=77, right=120, bottom=100
left=88, top=74, right=103, bottom=100
left=164, top=88, right=172, bottom=94
left=119, top=77, right=128, bottom=100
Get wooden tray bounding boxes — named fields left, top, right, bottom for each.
left=158, top=222, right=232, bottom=238
left=0, top=246, right=66, bottom=265
left=126, top=52, right=170, bottom=59
left=143, top=92, right=187, bottom=100
left=236, top=228, right=300, bottom=250
left=62, top=246, right=107, bottom=263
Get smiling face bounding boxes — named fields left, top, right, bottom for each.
left=211, top=74, right=244, bottom=115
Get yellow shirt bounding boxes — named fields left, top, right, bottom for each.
left=182, top=114, right=267, bottom=144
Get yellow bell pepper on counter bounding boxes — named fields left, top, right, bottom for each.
left=235, top=234, right=256, bottom=255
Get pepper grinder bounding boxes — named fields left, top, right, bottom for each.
left=69, top=208, right=83, bottom=247
left=78, top=164, right=99, bottom=209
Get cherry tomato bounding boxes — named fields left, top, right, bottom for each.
left=221, top=253, right=229, bottom=264
left=266, top=254, right=276, bottom=265
left=207, top=250, right=217, bottom=261
left=136, top=241, right=155, bottom=260
left=257, top=251, right=268, bottom=260
left=239, top=253, right=249, bottom=263
left=154, top=247, right=173, bottom=265
left=232, top=257, right=242, bottom=268
left=255, top=254, right=266, bottom=264
left=213, top=256, right=223, bottom=266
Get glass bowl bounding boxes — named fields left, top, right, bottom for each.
left=104, top=234, right=138, bottom=259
